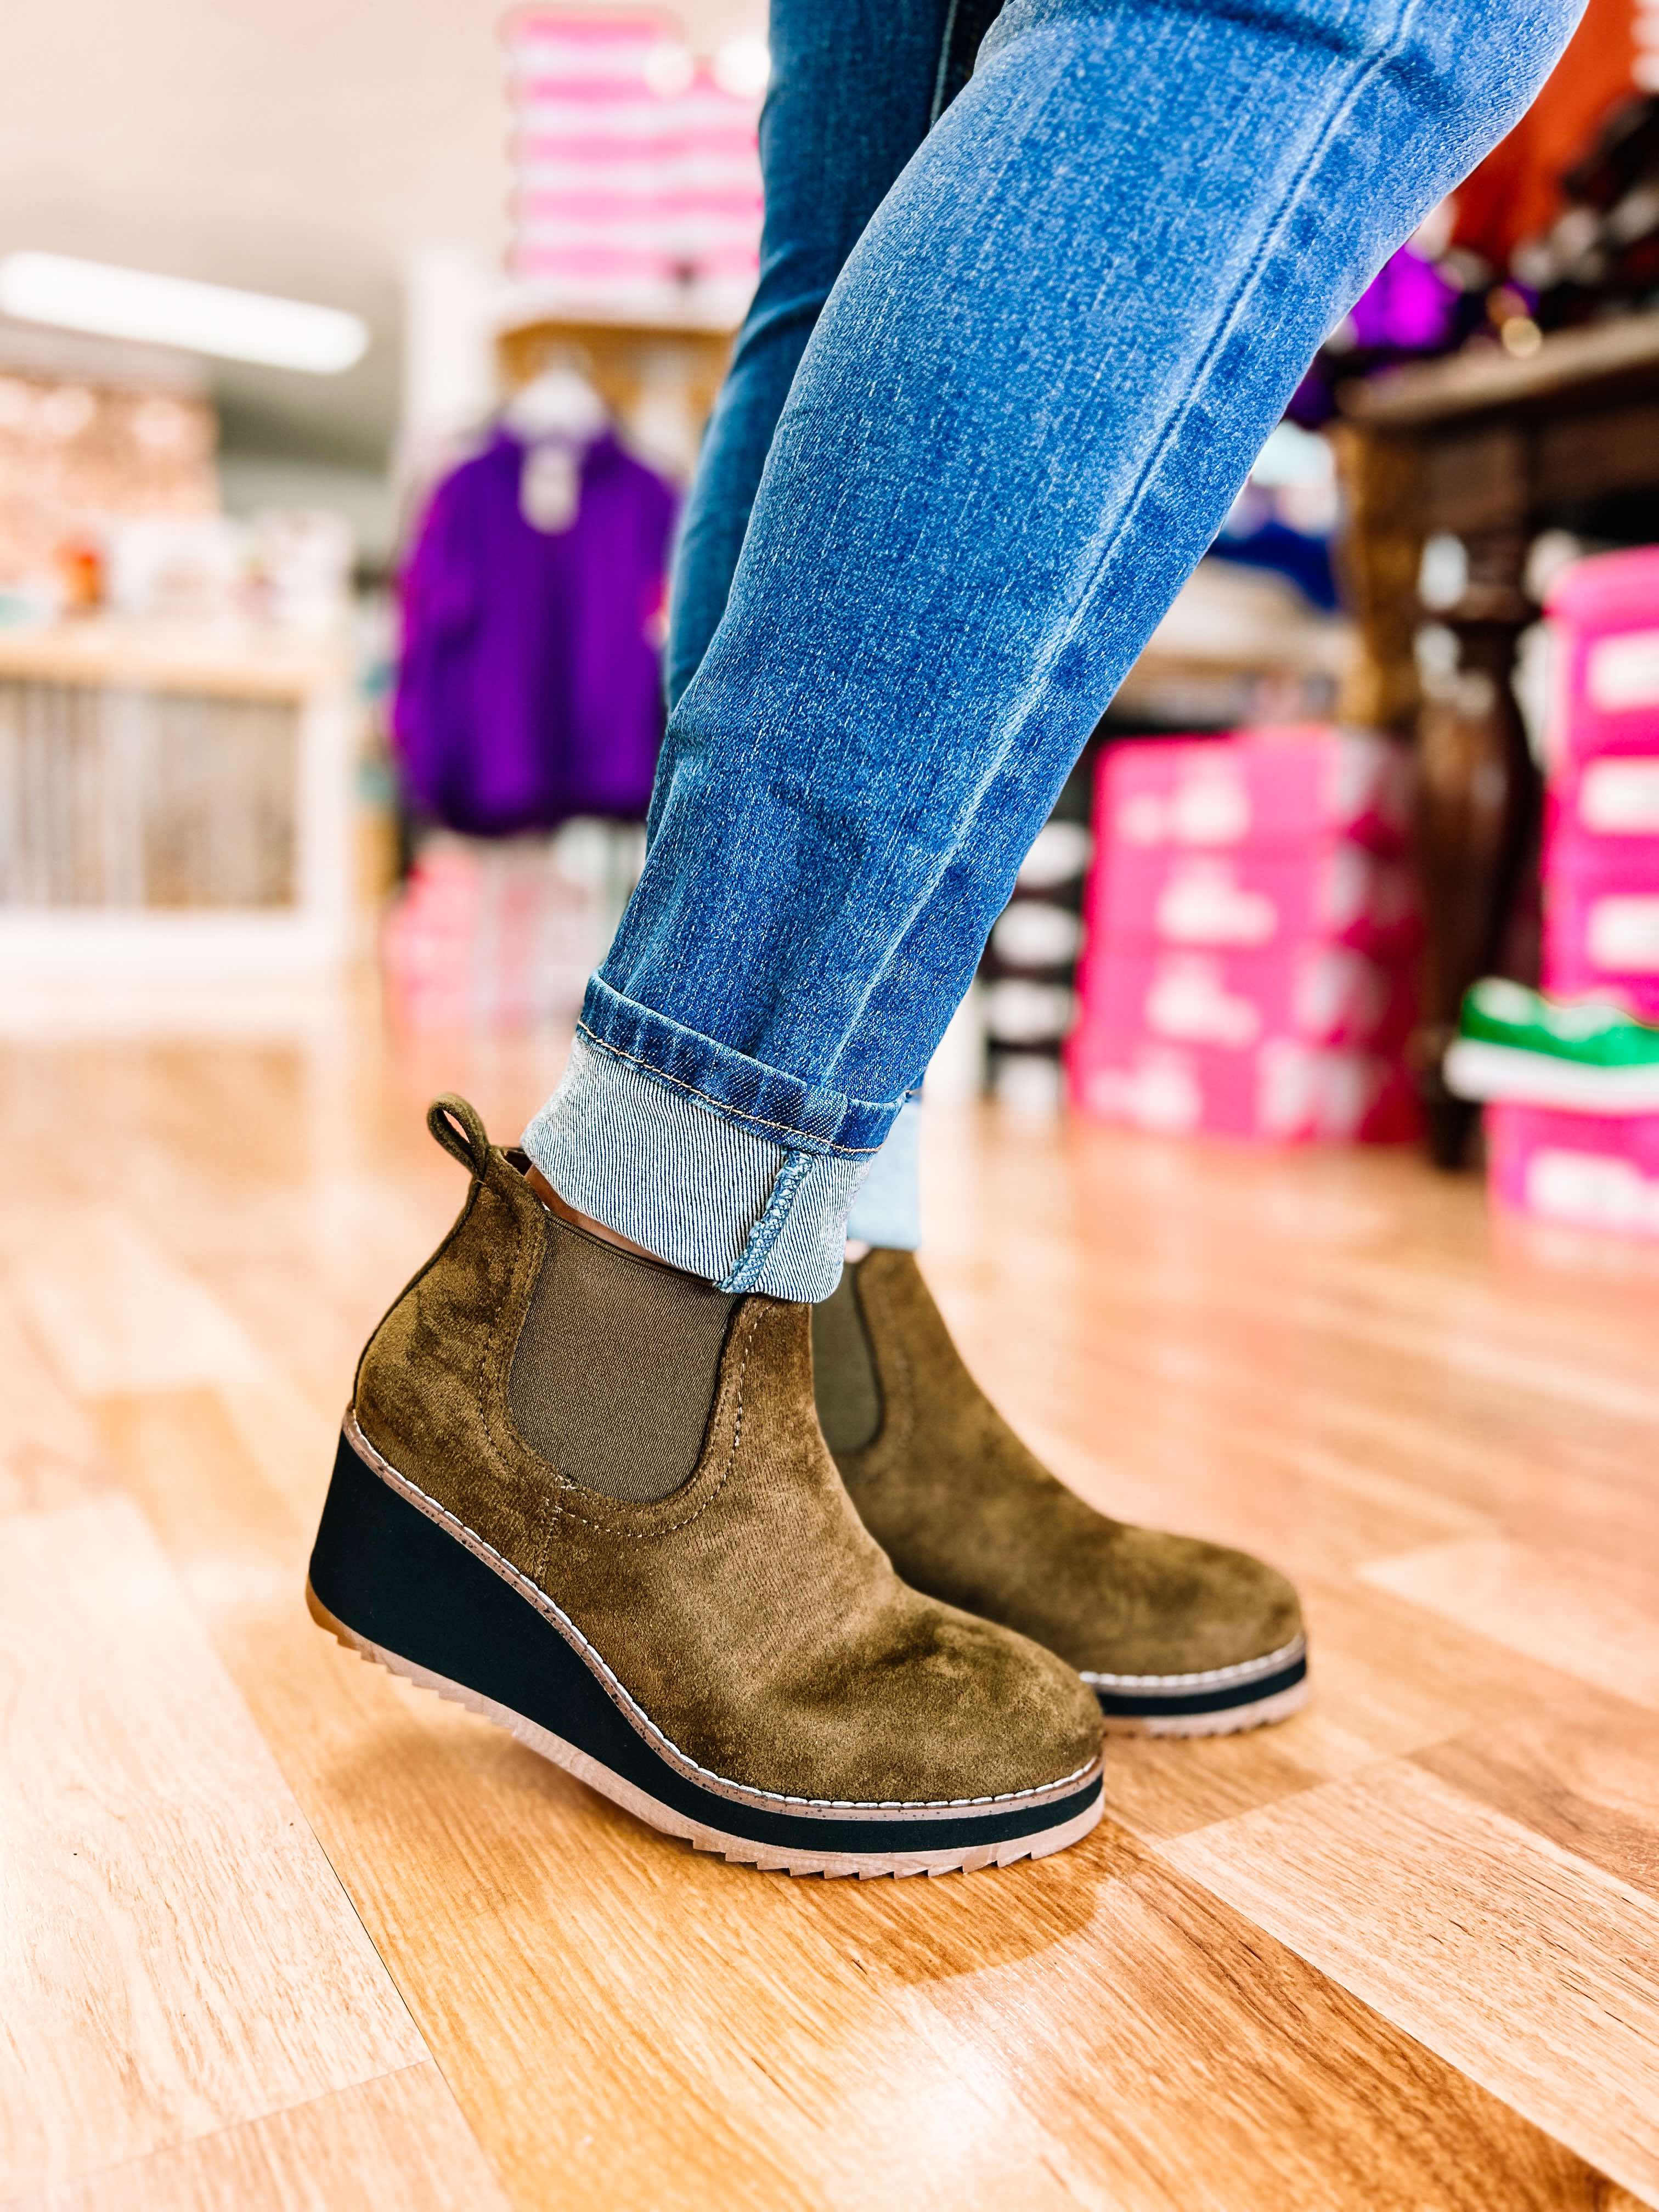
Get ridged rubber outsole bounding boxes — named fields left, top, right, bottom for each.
left=306, top=1423, right=1105, bottom=1878
left=1096, top=1677, right=1310, bottom=1737
left=1086, top=1633, right=1310, bottom=1736
left=307, top=1579, right=1104, bottom=1877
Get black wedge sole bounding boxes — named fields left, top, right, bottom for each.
left=307, top=1424, right=1105, bottom=1877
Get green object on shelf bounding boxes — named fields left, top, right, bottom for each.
left=1444, top=979, right=1659, bottom=1113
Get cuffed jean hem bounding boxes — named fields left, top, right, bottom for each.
left=575, top=974, right=900, bottom=1155
left=523, top=1030, right=883, bottom=1300
left=845, top=1096, right=922, bottom=1249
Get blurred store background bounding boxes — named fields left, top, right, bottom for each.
left=5, top=0, right=1659, bottom=1241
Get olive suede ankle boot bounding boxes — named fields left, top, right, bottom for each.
left=814, top=1251, right=1307, bottom=1735
left=306, top=1099, right=1104, bottom=1876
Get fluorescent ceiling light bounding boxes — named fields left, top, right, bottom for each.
left=0, top=253, right=368, bottom=375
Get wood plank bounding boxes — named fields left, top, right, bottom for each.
left=93, top=1387, right=1621, bottom=2212
left=1099, top=1727, right=1326, bottom=1843
left=825, top=1827, right=1623, bottom=2212
left=5, top=1207, right=264, bottom=1398
left=929, top=1117, right=1659, bottom=1420
left=11, top=1034, right=1659, bottom=2209
left=1415, top=1712, right=1659, bottom=1905
left=1273, top=1387, right=1659, bottom=1579
left=923, top=1163, right=1658, bottom=1581
left=0, top=1268, right=113, bottom=1516
left=92, top=1389, right=866, bottom=2212
left=9, top=2065, right=510, bottom=2212
left=1363, top=1536, right=1659, bottom=1709
left=1081, top=1573, right=1642, bottom=1842
left=973, top=1233, right=1659, bottom=1498
left=0, top=1497, right=423, bottom=2199
left=1283, top=1575, right=1648, bottom=1781
left=1164, top=1761, right=1659, bottom=2205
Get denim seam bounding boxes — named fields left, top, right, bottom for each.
left=930, top=0, right=964, bottom=121
left=584, top=976, right=901, bottom=1144
left=723, top=1148, right=819, bottom=1294
left=574, top=1020, right=886, bottom=1158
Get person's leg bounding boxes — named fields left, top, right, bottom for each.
left=311, top=10, right=1107, bottom=1878
left=668, top=2, right=993, bottom=1254
left=529, top=0, right=1582, bottom=1302
left=667, top=0, right=958, bottom=709
left=515, top=0, right=1576, bottom=1743
left=316, top=0, right=1584, bottom=1867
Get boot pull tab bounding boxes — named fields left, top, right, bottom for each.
left=427, top=1094, right=492, bottom=1178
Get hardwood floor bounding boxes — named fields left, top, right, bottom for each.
left=3, top=991, right=1657, bottom=2209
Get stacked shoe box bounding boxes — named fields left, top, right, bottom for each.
left=1487, top=549, right=1659, bottom=1231
left=381, top=826, right=640, bottom=1030
left=1067, top=726, right=1421, bottom=1142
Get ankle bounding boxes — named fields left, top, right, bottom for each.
left=525, top=1163, right=664, bottom=1265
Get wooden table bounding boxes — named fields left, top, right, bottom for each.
left=1335, top=312, right=1659, bottom=1163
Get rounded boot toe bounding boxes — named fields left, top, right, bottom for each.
left=827, top=1601, right=1103, bottom=1808
left=1080, top=1526, right=1304, bottom=1680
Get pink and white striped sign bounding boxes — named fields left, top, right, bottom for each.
left=504, top=9, right=764, bottom=326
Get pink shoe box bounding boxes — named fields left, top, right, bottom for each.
left=1545, top=548, right=1659, bottom=767
left=1486, top=1099, right=1659, bottom=1239
left=1541, top=840, right=1659, bottom=1023
left=1547, top=751, right=1659, bottom=857
left=1099, top=726, right=1412, bottom=856
left=1075, top=941, right=1415, bottom=1053
left=1066, top=1020, right=1419, bottom=1143
left=1091, top=840, right=1420, bottom=959
left=381, top=846, right=598, bottom=1029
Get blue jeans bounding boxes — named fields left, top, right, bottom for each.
left=527, top=0, right=1581, bottom=1299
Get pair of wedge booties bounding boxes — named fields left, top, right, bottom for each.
left=307, top=1098, right=1306, bottom=1877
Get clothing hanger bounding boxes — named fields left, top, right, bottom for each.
left=501, top=356, right=608, bottom=443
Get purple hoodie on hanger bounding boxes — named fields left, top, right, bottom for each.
left=393, top=427, right=676, bottom=837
